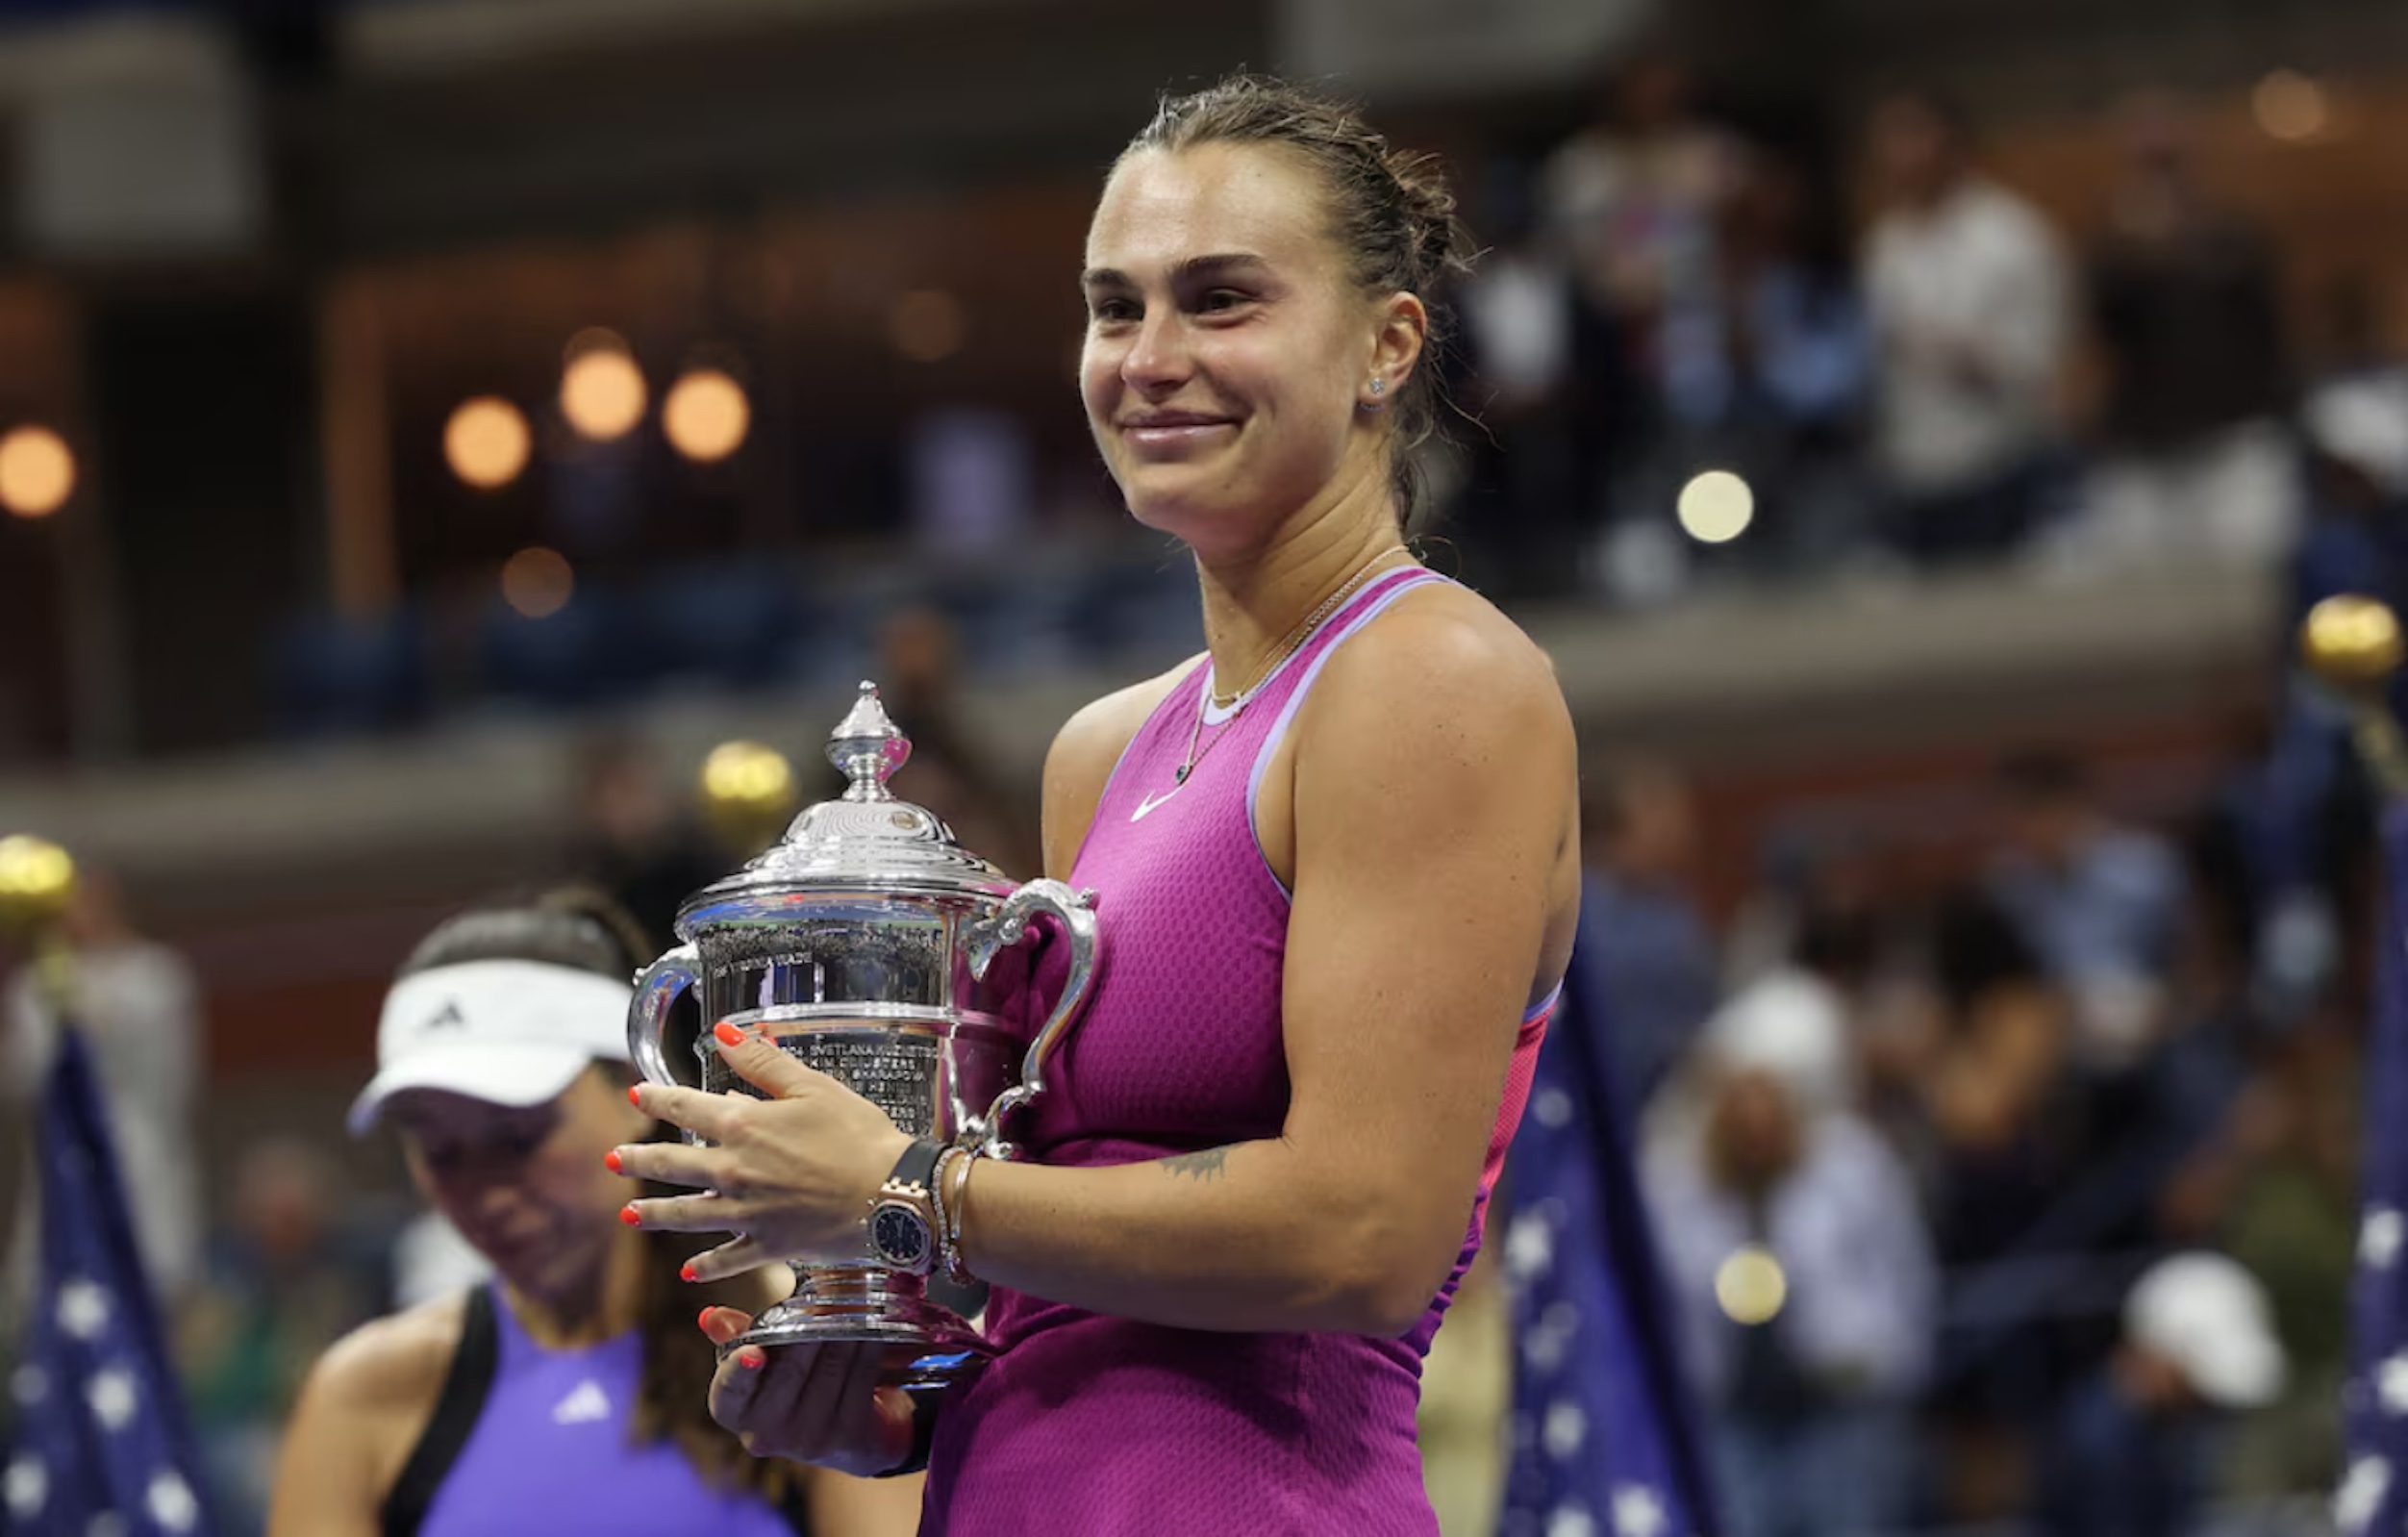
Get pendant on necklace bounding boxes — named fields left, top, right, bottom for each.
left=1174, top=764, right=1191, bottom=785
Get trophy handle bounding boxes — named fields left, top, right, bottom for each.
left=628, top=944, right=702, bottom=1091
left=964, top=879, right=1099, bottom=1160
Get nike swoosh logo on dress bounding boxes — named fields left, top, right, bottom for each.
left=1131, top=787, right=1180, bottom=821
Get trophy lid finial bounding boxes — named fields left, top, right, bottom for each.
left=827, top=680, right=912, bottom=801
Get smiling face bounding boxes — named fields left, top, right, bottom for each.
left=388, top=1067, right=648, bottom=1305
left=1080, top=142, right=1420, bottom=556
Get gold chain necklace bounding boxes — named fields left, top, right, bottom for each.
left=1175, top=547, right=1412, bottom=786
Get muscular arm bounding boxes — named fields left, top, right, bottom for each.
left=958, top=602, right=1577, bottom=1335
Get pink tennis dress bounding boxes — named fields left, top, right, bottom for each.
left=922, top=568, right=1555, bottom=1536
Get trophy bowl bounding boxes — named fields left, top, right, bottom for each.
left=629, top=682, right=1098, bottom=1390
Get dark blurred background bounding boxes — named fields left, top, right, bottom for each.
left=4, top=0, right=2408, bottom=1531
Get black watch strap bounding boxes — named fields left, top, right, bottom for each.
left=887, top=1137, right=942, bottom=1192
left=875, top=1389, right=942, bottom=1479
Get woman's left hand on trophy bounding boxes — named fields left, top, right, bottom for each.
left=612, top=1021, right=915, bottom=1282
left=694, top=1305, right=922, bottom=1475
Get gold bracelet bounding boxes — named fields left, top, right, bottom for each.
left=942, top=1146, right=979, bottom=1286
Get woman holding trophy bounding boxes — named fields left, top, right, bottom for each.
left=616, top=75, right=1583, bottom=1534
left=265, top=893, right=921, bottom=1536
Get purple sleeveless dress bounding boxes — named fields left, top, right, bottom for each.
left=408, top=1285, right=799, bottom=1537
left=923, top=569, right=1554, bottom=1536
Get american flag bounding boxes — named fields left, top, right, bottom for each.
left=2, top=1020, right=215, bottom=1537
left=1498, top=935, right=1718, bottom=1537
left=2344, top=803, right=2408, bottom=1534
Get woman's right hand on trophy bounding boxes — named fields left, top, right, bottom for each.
left=697, top=1306, right=921, bottom=1476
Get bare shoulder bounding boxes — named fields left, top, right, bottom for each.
left=1040, top=658, right=1195, bottom=877
left=269, top=1293, right=470, bottom=1534
left=1046, top=660, right=1193, bottom=777
left=1309, top=580, right=1569, bottom=738
left=296, top=1291, right=467, bottom=1421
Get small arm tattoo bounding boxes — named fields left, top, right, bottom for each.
left=1161, top=1146, right=1231, bottom=1181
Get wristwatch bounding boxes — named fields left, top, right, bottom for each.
left=865, top=1138, right=943, bottom=1276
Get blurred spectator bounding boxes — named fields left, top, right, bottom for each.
left=2074, top=92, right=2295, bottom=566
left=180, top=1137, right=389, bottom=1535
left=1541, top=51, right=1743, bottom=391
left=1538, top=51, right=1748, bottom=602
left=1695, top=885, right=1884, bottom=1128
left=1863, top=90, right=2070, bottom=566
left=1644, top=976, right=1936, bottom=1537
left=562, top=732, right=722, bottom=945
left=3, top=869, right=205, bottom=1304
left=2230, top=365, right=2408, bottom=1020
left=1657, top=147, right=1875, bottom=572
left=2294, top=367, right=2408, bottom=619
left=2036, top=1252, right=2286, bottom=1537
left=1578, top=761, right=1718, bottom=1121
left=1904, top=893, right=2073, bottom=1215
left=2160, top=1020, right=2357, bottom=1497
left=1455, top=159, right=1591, bottom=601
left=1985, top=750, right=2184, bottom=1071
left=1901, top=892, right=2078, bottom=1522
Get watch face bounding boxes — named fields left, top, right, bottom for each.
left=871, top=1203, right=932, bottom=1271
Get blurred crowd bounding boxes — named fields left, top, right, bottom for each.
left=1589, top=735, right=2364, bottom=1535
left=261, top=53, right=2408, bottom=744
left=1447, top=57, right=2401, bottom=610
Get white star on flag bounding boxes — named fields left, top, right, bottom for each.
left=5, top=1454, right=47, bottom=1519
left=55, top=1279, right=112, bottom=1340
left=1612, top=1485, right=1668, bottom=1537
left=2363, top=1209, right=2404, bottom=1272
left=1533, top=1087, right=1575, bottom=1129
left=2336, top=1454, right=2391, bottom=1536
left=1544, top=1505, right=1597, bottom=1537
left=2378, top=1352, right=2408, bottom=1416
left=86, top=1367, right=138, bottom=1433
left=1506, top=1211, right=1556, bottom=1283
left=1543, top=1398, right=1588, bottom=1461
left=147, top=1470, right=201, bottom=1532
left=1608, top=1493, right=1666, bottom=1537
left=1522, top=1300, right=1580, bottom=1375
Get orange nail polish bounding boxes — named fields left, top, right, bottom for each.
left=738, top=1348, right=765, bottom=1370
left=714, top=1020, right=745, bottom=1048
left=627, top=1085, right=643, bottom=1106
left=680, top=1263, right=699, bottom=1283
left=603, top=1149, right=623, bottom=1174
left=696, top=1308, right=715, bottom=1331
left=619, top=1204, right=641, bottom=1226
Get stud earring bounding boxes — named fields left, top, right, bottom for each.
left=1362, top=377, right=1388, bottom=413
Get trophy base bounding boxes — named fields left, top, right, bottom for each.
left=736, top=1266, right=991, bottom=1391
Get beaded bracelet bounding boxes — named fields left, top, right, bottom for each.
left=928, top=1145, right=966, bottom=1280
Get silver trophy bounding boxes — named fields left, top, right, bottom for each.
left=628, top=682, right=1098, bottom=1388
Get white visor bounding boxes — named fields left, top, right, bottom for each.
left=349, top=960, right=636, bottom=1135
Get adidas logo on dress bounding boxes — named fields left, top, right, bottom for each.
left=551, top=1380, right=612, bottom=1425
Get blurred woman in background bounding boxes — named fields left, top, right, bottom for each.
left=266, top=891, right=918, bottom=1537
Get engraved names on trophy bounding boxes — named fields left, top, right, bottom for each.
left=810, top=1034, right=941, bottom=1137
left=696, top=1029, right=940, bottom=1138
